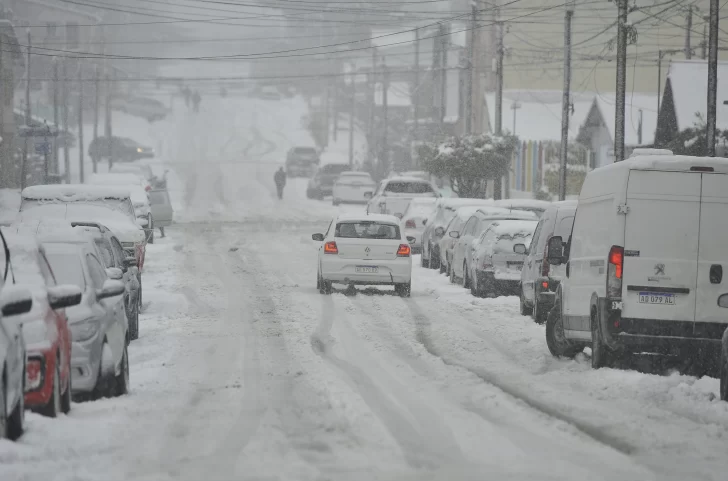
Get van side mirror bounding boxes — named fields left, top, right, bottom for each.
left=513, top=243, right=527, bottom=255
left=547, top=236, right=565, bottom=265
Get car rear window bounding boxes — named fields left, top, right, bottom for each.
left=494, top=233, right=533, bottom=254
left=384, top=182, right=434, bottom=194
left=335, top=222, right=401, bottom=240
left=45, top=251, right=86, bottom=288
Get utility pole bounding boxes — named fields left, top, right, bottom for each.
left=685, top=6, right=693, bottom=59
left=702, top=14, right=709, bottom=59
left=707, top=0, right=719, bottom=156
left=413, top=27, right=420, bottom=137
left=440, top=23, right=448, bottom=127
left=466, top=3, right=477, bottom=134
left=559, top=4, right=574, bottom=201
left=62, top=59, right=70, bottom=181
left=381, top=57, right=389, bottom=175
left=92, top=64, right=99, bottom=173
left=368, top=48, right=377, bottom=165
left=493, top=19, right=505, bottom=200
left=21, top=30, right=31, bottom=190
left=614, top=0, right=629, bottom=162
left=349, top=69, right=355, bottom=168
left=332, top=74, right=338, bottom=143
left=78, top=64, right=84, bottom=183
left=105, top=72, right=113, bottom=169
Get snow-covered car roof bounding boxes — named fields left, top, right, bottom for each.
left=384, top=176, right=433, bottom=184
left=336, top=213, right=402, bottom=224
left=9, top=218, right=79, bottom=238
left=488, top=219, right=539, bottom=236
left=438, top=198, right=494, bottom=208
left=476, top=207, right=538, bottom=220
left=339, top=171, right=371, bottom=177
left=88, top=173, right=146, bottom=186
left=21, top=184, right=132, bottom=201
left=493, top=199, right=552, bottom=210
left=451, top=206, right=483, bottom=222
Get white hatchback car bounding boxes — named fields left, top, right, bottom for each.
left=332, top=172, right=376, bottom=205
left=313, top=214, right=415, bottom=297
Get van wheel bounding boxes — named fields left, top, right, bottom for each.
left=114, top=345, right=130, bottom=397
left=420, top=251, right=429, bottom=269
left=590, top=309, right=613, bottom=369
left=546, top=302, right=582, bottom=358
left=395, top=282, right=411, bottom=297
left=320, top=279, right=332, bottom=295
left=61, top=369, right=72, bottom=414
left=430, top=247, right=440, bottom=270
left=519, top=290, right=533, bottom=316
left=533, top=296, right=548, bottom=325
left=6, top=368, right=25, bottom=440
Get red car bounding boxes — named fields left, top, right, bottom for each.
left=4, top=233, right=82, bottom=417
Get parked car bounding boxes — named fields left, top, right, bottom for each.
left=366, top=177, right=440, bottom=218
left=332, top=171, right=377, bottom=205
left=88, top=136, right=154, bottom=163
left=313, top=214, right=415, bottom=297
left=0, top=229, right=34, bottom=440
left=3, top=233, right=82, bottom=417
left=111, top=96, right=168, bottom=122
left=519, top=200, right=577, bottom=323
left=493, top=199, right=552, bottom=218
left=41, top=232, right=129, bottom=399
left=545, top=151, right=728, bottom=384
left=470, top=220, right=538, bottom=297
left=437, top=206, right=483, bottom=277
left=306, top=163, right=350, bottom=199
left=401, top=197, right=437, bottom=254
left=72, top=223, right=141, bottom=341
left=88, top=172, right=152, bottom=193
left=286, top=146, right=320, bottom=178
left=86, top=173, right=153, bottom=243
left=421, top=198, right=494, bottom=269
left=449, top=207, right=536, bottom=287
left=110, top=162, right=155, bottom=184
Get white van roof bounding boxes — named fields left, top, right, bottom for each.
left=21, top=184, right=132, bottom=201
left=619, top=154, right=728, bottom=174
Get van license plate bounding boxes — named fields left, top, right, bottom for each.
left=639, top=292, right=676, bottom=305
left=356, top=266, right=379, bottom=274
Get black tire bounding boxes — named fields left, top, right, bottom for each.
left=470, top=270, right=479, bottom=297
left=114, top=345, right=129, bottom=397
left=6, top=369, right=25, bottom=441
left=591, top=309, right=613, bottom=369
left=61, top=368, right=72, bottom=414
left=395, top=282, right=411, bottom=297
left=421, top=251, right=430, bottom=269
left=129, top=296, right=140, bottom=341
left=546, top=302, right=583, bottom=358
left=429, top=246, right=440, bottom=270
left=533, top=295, right=548, bottom=325
left=438, top=256, right=446, bottom=274
left=39, top=364, right=61, bottom=418
left=720, top=351, right=728, bottom=401
left=520, top=289, right=533, bottom=316
left=462, top=262, right=470, bottom=289
left=320, top=279, right=332, bottom=295
left=316, top=270, right=322, bottom=290
left=138, top=274, right=143, bottom=307
left=449, top=260, right=457, bottom=284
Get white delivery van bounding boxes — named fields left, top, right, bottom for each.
left=546, top=150, right=728, bottom=378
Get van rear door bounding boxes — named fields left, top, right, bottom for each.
left=623, top=170, right=700, bottom=322
left=694, top=173, right=728, bottom=336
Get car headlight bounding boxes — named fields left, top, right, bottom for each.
left=137, top=147, right=143, bottom=153
left=70, top=318, right=101, bottom=342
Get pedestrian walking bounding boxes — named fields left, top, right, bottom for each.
left=274, top=167, right=287, bottom=199
left=192, top=90, right=201, bottom=113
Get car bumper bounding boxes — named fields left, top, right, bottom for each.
left=535, top=277, right=558, bottom=308
left=321, top=257, right=412, bottom=285
left=24, top=349, right=56, bottom=408
left=70, top=334, right=104, bottom=393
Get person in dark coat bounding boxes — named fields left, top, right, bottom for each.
left=274, top=167, right=287, bottom=199
left=192, top=90, right=201, bottom=112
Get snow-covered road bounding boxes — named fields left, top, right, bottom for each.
left=1, top=94, right=727, bottom=481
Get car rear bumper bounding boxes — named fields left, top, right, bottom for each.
left=535, top=277, right=559, bottom=307
left=322, top=257, right=411, bottom=285
left=71, top=335, right=103, bottom=393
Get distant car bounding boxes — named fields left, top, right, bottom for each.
left=332, top=171, right=376, bottom=205
left=366, top=177, right=440, bottom=218
left=519, top=200, right=577, bottom=323
left=148, top=189, right=174, bottom=234
left=88, top=136, right=154, bottom=163
left=3, top=233, right=82, bottom=417
left=286, top=146, right=320, bottom=178
left=111, top=96, right=168, bottom=122
left=42, top=233, right=129, bottom=399
left=401, top=197, right=437, bottom=254
left=110, top=162, right=156, bottom=184
left=306, top=163, right=350, bottom=199
left=450, top=208, right=537, bottom=288
left=438, top=206, right=482, bottom=277
left=493, top=199, right=552, bottom=218
left=421, top=198, right=494, bottom=270
left=86, top=174, right=154, bottom=243
left=313, top=214, right=415, bottom=297
left=470, top=219, right=538, bottom=297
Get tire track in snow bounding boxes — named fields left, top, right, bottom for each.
left=401, top=297, right=639, bottom=456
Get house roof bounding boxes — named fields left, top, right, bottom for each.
left=665, top=59, right=728, bottom=131
left=590, top=92, right=658, bottom=146
left=484, top=90, right=593, bottom=141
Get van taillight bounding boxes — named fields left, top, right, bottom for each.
left=324, top=241, right=338, bottom=254
left=607, top=245, right=623, bottom=298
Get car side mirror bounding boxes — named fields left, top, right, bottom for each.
left=449, top=231, right=460, bottom=239
left=97, top=279, right=125, bottom=300
left=0, top=286, right=33, bottom=317
left=47, top=284, right=83, bottom=310
left=312, top=233, right=324, bottom=241
left=547, top=236, right=565, bottom=265
left=105, top=267, right=124, bottom=280
left=406, top=236, right=416, bottom=245
left=137, top=217, right=149, bottom=227
left=513, top=243, right=527, bottom=255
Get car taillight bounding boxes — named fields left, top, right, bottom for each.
left=397, top=244, right=411, bottom=257
left=145, top=185, right=151, bottom=191
left=405, top=219, right=416, bottom=229
left=607, top=245, right=623, bottom=298
left=26, top=358, right=43, bottom=391
left=324, top=241, right=338, bottom=254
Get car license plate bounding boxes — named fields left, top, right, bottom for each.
left=356, top=266, right=378, bottom=274
left=639, top=292, right=676, bottom=305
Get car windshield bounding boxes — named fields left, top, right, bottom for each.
left=335, top=221, right=400, bottom=239
left=384, top=181, right=434, bottom=194
left=44, top=249, right=85, bottom=288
